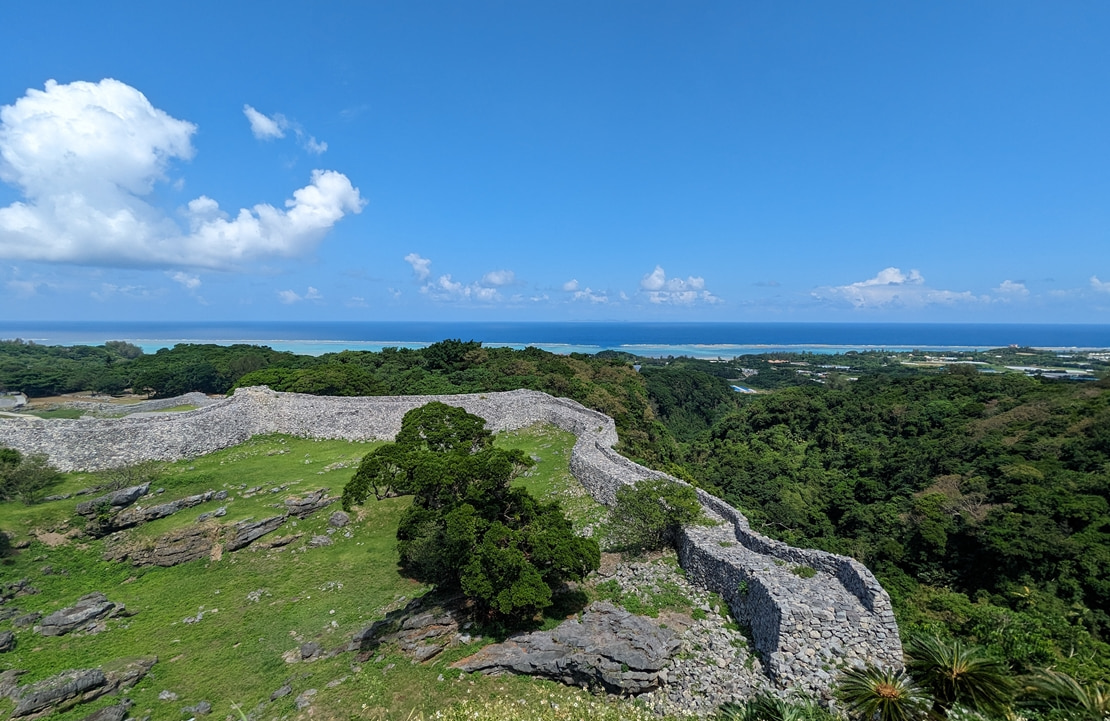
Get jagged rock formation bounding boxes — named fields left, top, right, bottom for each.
left=101, top=490, right=337, bottom=567
left=225, top=515, right=287, bottom=551
left=8, top=656, right=154, bottom=718
left=78, top=485, right=227, bottom=537
left=74, top=484, right=150, bottom=517
left=283, top=489, right=336, bottom=518
left=79, top=700, right=132, bottom=721
left=104, top=524, right=220, bottom=567
left=453, top=602, right=680, bottom=695
left=37, top=592, right=125, bottom=636
left=0, top=387, right=904, bottom=694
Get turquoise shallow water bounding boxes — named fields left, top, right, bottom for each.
left=2, top=321, right=1108, bottom=358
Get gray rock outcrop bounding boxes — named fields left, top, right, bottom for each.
left=1, top=578, right=40, bottom=603
left=107, top=489, right=227, bottom=531
left=225, top=515, right=287, bottom=551
left=10, top=668, right=106, bottom=717
left=103, top=525, right=218, bottom=567
left=284, top=489, right=335, bottom=518
left=352, top=595, right=461, bottom=659
left=0, top=669, right=26, bottom=697
left=453, top=602, right=679, bottom=695
left=75, top=483, right=150, bottom=517
left=0, top=630, right=14, bottom=652
left=5, top=657, right=154, bottom=718
left=79, top=700, right=132, bottom=721
left=37, top=592, right=120, bottom=636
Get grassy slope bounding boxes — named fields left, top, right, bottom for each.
left=0, top=427, right=664, bottom=721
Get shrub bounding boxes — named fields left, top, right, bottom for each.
left=608, top=478, right=706, bottom=553
left=0, top=447, right=62, bottom=505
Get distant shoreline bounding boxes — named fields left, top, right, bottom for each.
left=2, top=321, right=1108, bottom=358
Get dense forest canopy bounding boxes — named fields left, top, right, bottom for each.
left=2, top=337, right=1109, bottom=682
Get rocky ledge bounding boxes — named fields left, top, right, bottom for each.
left=6, top=656, right=155, bottom=718
left=37, top=592, right=130, bottom=637
left=453, top=601, right=680, bottom=695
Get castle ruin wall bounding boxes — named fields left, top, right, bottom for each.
left=0, top=386, right=902, bottom=694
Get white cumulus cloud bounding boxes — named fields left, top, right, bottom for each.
left=277, top=286, right=323, bottom=304
left=995, top=280, right=1029, bottom=296
left=404, top=253, right=432, bottom=280
left=168, top=271, right=201, bottom=290
left=1091, top=276, right=1110, bottom=293
left=562, top=279, right=579, bottom=292
left=303, top=136, right=328, bottom=155
left=572, top=287, right=608, bottom=303
left=814, top=267, right=981, bottom=308
left=481, top=269, right=515, bottom=286
left=0, top=79, right=362, bottom=270
left=639, top=265, right=721, bottom=305
left=243, top=105, right=286, bottom=139
left=244, top=104, right=327, bottom=154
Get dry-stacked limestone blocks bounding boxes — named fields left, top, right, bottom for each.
left=0, top=387, right=903, bottom=693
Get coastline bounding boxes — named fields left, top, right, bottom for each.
left=2, top=320, right=1109, bottom=358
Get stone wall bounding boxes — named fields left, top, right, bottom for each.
left=0, top=386, right=903, bottom=694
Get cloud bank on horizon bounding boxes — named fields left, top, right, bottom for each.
left=0, top=79, right=363, bottom=271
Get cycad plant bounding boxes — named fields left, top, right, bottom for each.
left=905, top=635, right=1015, bottom=720
left=837, top=665, right=931, bottom=721
left=1021, top=669, right=1110, bottom=721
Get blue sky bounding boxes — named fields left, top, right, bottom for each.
left=1, top=2, right=1108, bottom=323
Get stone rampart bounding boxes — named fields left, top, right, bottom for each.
left=0, top=386, right=902, bottom=694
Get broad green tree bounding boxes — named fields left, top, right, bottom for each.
left=343, top=402, right=599, bottom=621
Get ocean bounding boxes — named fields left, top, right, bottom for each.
left=1, top=321, right=1108, bottom=358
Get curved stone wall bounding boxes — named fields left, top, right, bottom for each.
left=0, top=386, right=903, bottom=694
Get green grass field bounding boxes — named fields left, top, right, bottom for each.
left=20, top=408, right=85, bottom=419
left=0, top=425, right=670, bottom=721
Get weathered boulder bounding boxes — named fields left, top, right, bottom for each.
left=38, top=592, right=119, bottom=636
left=0, top=669, right=27, bottom=697
left=79, top=700, right=132, bottom=721
left=12, top=611, right=42, bottom=628
left=104, top=525, right=218, bottom=567
left=0, top=629, right=14, bottom=652
left=225, top=515, right=286, bottom=551
left=284, top=489, right=336, bottom=518
left=183, top=700, right=212, bottom=715
left=87, top=490, right=228, bottom=537
left=8, top=656, right=154, bottom=717
left=109, top=490, right=227, bottom=529
left=1, top=578, right=40, bottom=603
left=452, top=602, right=680, bottom=695
left=350, top=595, right=464, bottom=663
left=10, top=668, right=106, bottom=717
left=328, top=510, right=350, bottom=528
left=102, top=655, right=157, bottom=692
left=196, top=506, right=227, bottom=522
left=75, top=483, right=150, bottom=517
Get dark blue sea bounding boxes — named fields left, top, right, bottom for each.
left=1, top=321, right=1108, bottom=358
